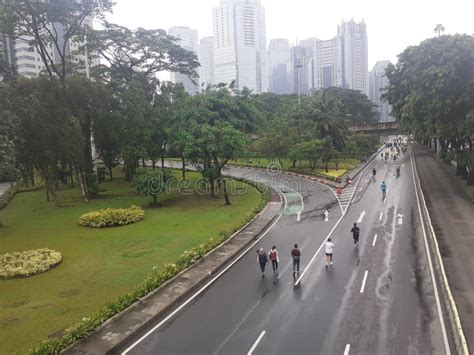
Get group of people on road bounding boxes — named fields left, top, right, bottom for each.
left=257, top=244, right=301, bottom=277
left=256, top=222, right=363, bottom=275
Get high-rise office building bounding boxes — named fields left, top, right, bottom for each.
left=199, top=36, right=214, bottom=90
left=267, top=38, right=290, bottom=94
left=288, top=43, right=313, bottom=96
left=369, top=60, right=393, bottom=122
left=212, top=0, right=268, bottom=93
left=169, top=26, right=200, bottom=95
left=338, top=19, right=368, bottom=95
left=313, top=37, right=342, bottom=89
left=2, top=19, right=93, bottom=79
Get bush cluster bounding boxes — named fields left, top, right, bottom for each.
left=78, top=205, right=145, bottom=228
left=30, top=178, right=268, bottom=355
left=0, top=248, right=62, bottom=279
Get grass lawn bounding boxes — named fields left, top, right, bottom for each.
left=228, top=158, right=360, bottom=178
left=0, top=170, right=261, bottom=354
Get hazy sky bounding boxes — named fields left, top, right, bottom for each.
left=106, top=0, right=473, bottom=68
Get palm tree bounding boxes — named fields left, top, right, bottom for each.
left=305, top=89, right=348, bottom=150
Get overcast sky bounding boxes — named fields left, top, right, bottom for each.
left=106, top=0, right=473, bottom=69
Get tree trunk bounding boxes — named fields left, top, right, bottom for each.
left=152, top=159, right=156, bottom=169
left=181, top=157, right=186, bottom=179
left=142, top=159, right=146, bottom=168
left=108, top=166, right=113, bottom=181
left=161, top=156, right=165, bottom=168
left=77, top=166, right=89, bottom=203
left=223, top=179, right=231, bottom=205
left=29, top=166, right=35, bottom=186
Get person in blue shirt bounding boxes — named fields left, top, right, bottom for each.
left=381, top=181, right=387, bottom=199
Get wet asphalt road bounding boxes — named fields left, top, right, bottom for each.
left=117, top=153, right=452, bottom=355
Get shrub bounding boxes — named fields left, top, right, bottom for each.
left=0, top=249, right=62, bottom=279
left=78, top=205, right=145, bottom=228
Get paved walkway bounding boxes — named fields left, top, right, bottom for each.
left=0, top=182, right=12, bottom=197
left=413, top=144, right=474, bottom=350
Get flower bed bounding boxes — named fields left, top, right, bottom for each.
left=0, top=249, right=62, bottom=279
left=78, top=205, right=145, bottom=228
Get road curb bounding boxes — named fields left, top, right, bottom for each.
left=411, top=146, right=470, bottom=355
left=62, top=187, right=282, bottom=355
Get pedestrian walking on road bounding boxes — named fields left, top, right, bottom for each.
left=325, top=238, right=335, bottom=268
left=257, top=247, right=268, bottom=277
left=268, top=246, right=279, bottom=274
left=351, top=223, right=360, bottom=248
left=291, top=244, right=301, bottom=276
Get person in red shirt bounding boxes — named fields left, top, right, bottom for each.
left=268, top=246, right=279, bottom=274
left=291, top=244, right=301, bottom=276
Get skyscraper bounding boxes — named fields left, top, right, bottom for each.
left=369, top=60, right=393, bottom=122
left=212, top=0, right=268, bottom=93
left=2, top=18, right=93, bottom=79
left=313, top=37, right=343, bottom=89
left=267, top=38, right=290, bottom=94
left=169, top=26, right=199, bottom=95
left=338, top=20, right=369, bottom=95
left=288, top=43, right=313, bottom=96
left=199, top=36, right=214, bottom=90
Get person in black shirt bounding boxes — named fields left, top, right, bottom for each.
left=291, top=244, right=301, bottom=276
left=256, top=247, right=268, bottom=277
left=351, top=223, right=360, bottom=248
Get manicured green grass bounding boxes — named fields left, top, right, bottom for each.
left=0, top=170, right=261, bottom=354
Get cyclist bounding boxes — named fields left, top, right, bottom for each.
left=372, top=167, right=377, bottom=181
left=381, top=181, right=387, bottom=199
left=351, top=223, right=360, bottom=248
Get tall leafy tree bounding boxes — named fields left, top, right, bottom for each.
left=0, top=0, right=114, bottom=83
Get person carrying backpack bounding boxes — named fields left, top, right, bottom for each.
left=268, top=246, right=279, bottom=274
left=256, top=247, right=268, bottom=277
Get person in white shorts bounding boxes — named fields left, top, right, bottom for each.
left=325, top=238, right=335, bottom=268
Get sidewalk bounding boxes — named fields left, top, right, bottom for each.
left=63, top=189, right=282, bottom=354
left=0, top=182, right=12, bottom=197
left=413, top=143, right=474, bottom=350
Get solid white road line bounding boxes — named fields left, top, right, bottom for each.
left=344, top=344, right=351, bottom=355
left=295, top=165, right=367, bottom=286
left=121, top=193, right=287, bottom=354
left=360, top=270, right=369, bottom=293
left=379, top=212, right=383, bottom=221
left=247, top=330, right=266, bottom=355
left=372, top=234, right=378, bottom=247
left=410, top=148, right=451, bottom=354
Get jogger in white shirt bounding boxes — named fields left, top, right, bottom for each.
left=325, top=238, right=335, bottom=268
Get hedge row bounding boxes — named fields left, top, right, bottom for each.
left=0, top=249, right=62, bottom=279
left=30, top=178, right=269, bottom=354
left=78, top=205, right=145, bottom=228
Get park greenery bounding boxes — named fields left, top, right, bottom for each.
left=78, top=205, right=145, bottom=228
left=0, top=169, right=262, bottom=354
left=385, top=34, right=474, bottom=185
left=0, top=248, right=62, bottom=279
left=1, top=0, right=472, bottom=352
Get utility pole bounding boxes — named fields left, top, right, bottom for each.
left=434, top=24, right=445, bottom=37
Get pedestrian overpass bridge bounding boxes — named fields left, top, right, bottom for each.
left=349, top=121, right=403, bottom=134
